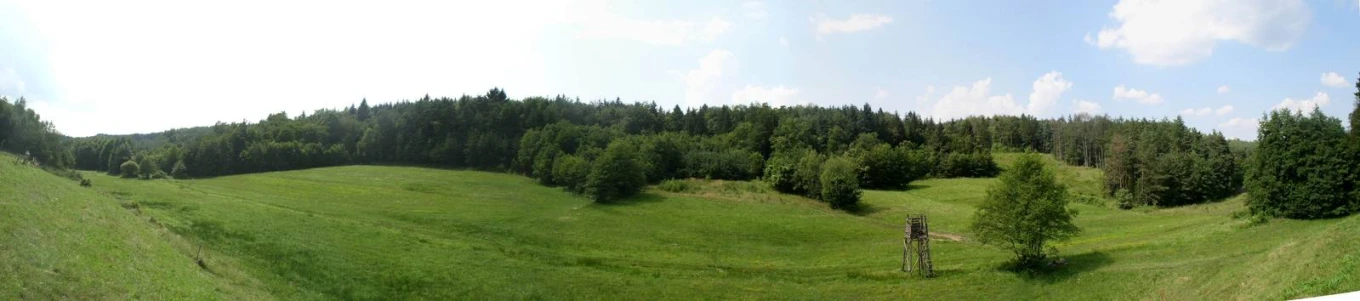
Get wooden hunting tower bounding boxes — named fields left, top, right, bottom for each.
left=901, top=214, right=934, bottom=277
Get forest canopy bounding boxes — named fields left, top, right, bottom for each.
left=51, top=88, right=1260, bottom=209
left=4, top=77, right=1349, bottom=216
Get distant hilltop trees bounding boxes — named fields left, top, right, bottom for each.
left=0, top=97, right=72, bottom=168
left=39, top=72, right=1360, bottom=217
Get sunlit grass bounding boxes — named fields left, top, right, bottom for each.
left=52, top=153, right=1360, bottom=300
left=0, top=152, right=270, bottom=300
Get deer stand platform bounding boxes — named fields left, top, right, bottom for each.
left=901, top=214, right=934, bottom=277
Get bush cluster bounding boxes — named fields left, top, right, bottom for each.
left=1246, top=109, right=1360, bottom=219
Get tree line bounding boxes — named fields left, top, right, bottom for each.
left=67, top=89, right=1010, bottom=208
left=49, top=87, right=1261, bottom=210
left=0, top=97, right=72, bottom=168
left=1246, top=73, right=1360, bottom=219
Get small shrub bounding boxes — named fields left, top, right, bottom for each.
left=586, top=140, right=647, bottom=203
left=552, top=155, right=590, bottom=194
left=658, top=180, right=693, bottom=193
left=80, top=179, right=92, bottom=187
left=43, top=167, right=86, bottom=183
left=1248, top=214, right=1270, bottom=226
left=138, top=159, right=161, bottom=179
left=120, top=161, right=140, bottom=178
left=792, top=151, right=826, bottom=199
left=819, top=156, right=862, bottom=210
left=763, top=153, right=799, bottom=193
left=1114, top=188, right=1135, bottom=210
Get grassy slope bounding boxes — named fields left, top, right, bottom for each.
left=0, top=152, right=270, bottom=300
left=80, top=153, right=1360, bottom=300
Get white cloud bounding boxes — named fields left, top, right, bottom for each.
left=814, top=14, right=893, bottom=35
left=1075, top=100, right=1102, bottom=114
left=1112, top=85, right=1164, bottom=104
left=1274, top=92, right=1330, bottom=112
left=1027, top=71, right=1072, bottom=116
left=684, top=50, right=737, bottom=108
left=1321, top=72, right=1349, bottom=88
left=779, top=37, right=788, bottom=46
left=914, top=85, right=936, bottom=107
left=873, top=88, right=889, bottom=100
left=1092, top=0, right=1310, bottom=66
left=1217, top=85, right=1231, bottom=94
left=731, top=85, right=800, bottom=107
left=1215, top=105, right=1234, bottom=116
left=0, top=68, right=26, bottom=96
left=742, top=1, right=767, bottom=20
left=1180, top=107, right=1213, bottom=116
left=928, top=78, right=1024, bottom=120
left=1180, top=105, right=1235, bottom=117
left=1218, top=117, right=1259, bottom=140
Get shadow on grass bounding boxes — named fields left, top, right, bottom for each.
left=902, top=183, right=933, bottom=191
left=589, top=192, right=666, bottom=207
left=1012, top=251, right=1114, bottom=284
left=848, top=203, right=884, bottom=216
left=845, top=267, right=964, bottom=281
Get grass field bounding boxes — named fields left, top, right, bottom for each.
left=7, top=151, right=1358, bottom=299
left=0, top=152, right=270, bottom=300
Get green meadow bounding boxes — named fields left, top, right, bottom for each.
left=4, top=151, right=1357, bottom=299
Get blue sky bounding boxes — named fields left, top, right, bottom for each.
left=0, top=0, right=1357, bottom=139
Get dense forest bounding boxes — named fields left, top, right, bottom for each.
left=0, top=97, right=73, bottom=168
left=8, top=73, right=1359, bottom=217
left=1245, top=76, right=1360, bottom=219
left=53, top=87, right=1244, bottom=210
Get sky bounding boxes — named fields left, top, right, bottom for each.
left=0, top=0, right=1357, bottom=139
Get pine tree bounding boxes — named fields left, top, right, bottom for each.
left=357, top=98, right=371, bottom=121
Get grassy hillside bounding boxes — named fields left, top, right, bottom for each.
left=0, top=152, right=269, bottom=300
left=74, top=153, right=1360, bottom=300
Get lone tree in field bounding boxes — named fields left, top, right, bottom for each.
left=819, top=156, right=861, bottom=210
left=586, top=140, right=646, bottom=203
left=971, top=153, right=1080, bottom=268
left=120, top=160, right=141, bottom=178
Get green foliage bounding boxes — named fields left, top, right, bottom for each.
left=1102, top=123, right=1241, bottom=207
left=119, top=160, right=140, bottom=178
left=1350, top=72, right=1360, bottom=139
left=551, top=154, right=590, bottom=194
left=852, top=142, right=929, bottom=190
left=818, top=156, right=861, bottom=210
left=936, top=152, right=999, bottom=178
left=170, top=160, right=189, bottom=179
left=657, top=179, right=694, bottom=193
left=1246, top=109, right=1358, bottom=219
left=1114, top=188, right=1134, bottom=210
left=971, top=153, right=1080, bottom=267
left=137, top=156, right=162, bottom=179
left=0, top=97, right=73, bottom=169
left=681, top=149, right=762, bottom=180
left=585, top=140, right=647, bottom=203
left=762, top=152, right=799, bottom=193
left=792, top=150, right=826, bottom=199
left=49, top=89, right=1253, bottom=214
